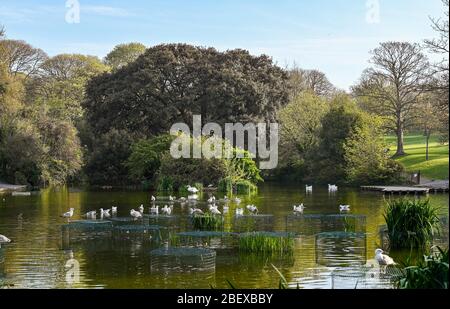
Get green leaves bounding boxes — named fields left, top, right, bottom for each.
left=384, top=199, right=441, bottom=249
left=396, top=246, right=449, bottom=289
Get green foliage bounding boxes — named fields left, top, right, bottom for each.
left=84, top=44, right=289, bottom=137
left=238, top=233, right=294, bottom=256
left=344, top=114, right=404, bottom=185
left=277, top=91, right=329, bottom=180
left=104, top=42, right=146, bottom=70
left=218, top=177, right=233, bottom=193
left=85, top=129, right=137, bottom=185
left=191, top=213, right=224, bottom=231
left=396, top=247, right=449, bottom=289
left=384, top=199, right=441, bottom=249
left=235, top=180, right=258, bottom=194
left=156, top=176, right=174, bottom=192
left=125, top=135, right=174, bottom=182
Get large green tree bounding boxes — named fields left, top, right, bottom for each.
left=84, top=44, right=289, bottom=137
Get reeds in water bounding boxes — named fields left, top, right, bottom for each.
left=384, top=199, right=440, bottom=249
left=238, top=232, right=294, bottom=255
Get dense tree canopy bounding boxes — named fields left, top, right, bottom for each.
left=84, top=44, right=290, bottom=137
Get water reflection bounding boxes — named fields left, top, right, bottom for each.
left=0, top=184, right=447, bottom=288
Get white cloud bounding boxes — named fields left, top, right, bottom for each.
left=81, top=5, right=134, bottom=17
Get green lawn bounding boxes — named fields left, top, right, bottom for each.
left=385, top=134, right=449, bottom=180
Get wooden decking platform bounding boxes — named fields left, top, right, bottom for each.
left=0, top=182, right=27, bottom=193
left=361, top=186, right=431, bottom=195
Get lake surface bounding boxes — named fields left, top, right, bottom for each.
left=0, top=184, right=448, bottom=289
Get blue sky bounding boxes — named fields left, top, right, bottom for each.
left=0, top=0, right=445, bottom=90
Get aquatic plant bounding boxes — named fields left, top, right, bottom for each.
left=396, top=246, right=449, bottom=289
left=238, top=232, right=294, bottom=255
left=157, top=176, right=174, bottom=192
left=384, top=199, right=440, bottom=249
left=191, top=213, right=224, bottom=231
left=235, top=180, right=258, bottom=194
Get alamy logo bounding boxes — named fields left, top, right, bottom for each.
left=65, top=0, right=81, bottom=24
left=170, top=115, right=279, bottom=170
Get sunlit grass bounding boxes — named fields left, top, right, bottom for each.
left=385, top=134, right=449, bottom=180
left=239, top=232, right=294, bottom=255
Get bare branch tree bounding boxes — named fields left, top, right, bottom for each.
left=0, top=39, right=48, bottom=78
left=353, top=42, right=430, bottom=157
left=288, top=66, right=336, bottom=99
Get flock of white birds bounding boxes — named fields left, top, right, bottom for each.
left=0, top=183, right=396, bottom=266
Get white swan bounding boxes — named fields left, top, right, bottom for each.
left=293, top=204, right=305, bottom=214
left=375, top=249, right=397, bottom=266
left=339, top=205, right=351, bottom=212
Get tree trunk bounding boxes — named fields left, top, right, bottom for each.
left=426, top=131, right=430, bottom=161
left=395, top=121, right=406, bottom=157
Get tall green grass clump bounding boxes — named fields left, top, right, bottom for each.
left=384, top=199, right=440, bottom=249
left=192, top=213, right=224, bottom=231
left=396, top=246, right=448, bottom=289
left=239, top=232, right=294, bottom=256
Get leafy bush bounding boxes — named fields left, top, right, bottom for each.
left=384, top=199, right=440, bottom=249
left=235, top=180, right=258, bottom=194
left=126, top=135, right=174, bottom=183
left=156, top=176, right=174, bottom=192
left=396, top=247, right=449, bottom=289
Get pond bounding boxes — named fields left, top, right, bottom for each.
left=0, top=184, right=448, bottom=289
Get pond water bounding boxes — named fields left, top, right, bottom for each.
left=0, top=184, right=448, bottom=289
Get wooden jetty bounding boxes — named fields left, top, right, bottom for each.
left=0, top=182, right=27, bottom=193
left=361, top=186, right=431, bottom=195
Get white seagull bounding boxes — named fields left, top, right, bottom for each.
left=99, top=208, right=111, bottom=219
left=151, top=196, right=156, bottom=202
left=111, top=206, right=118, bottom=215
left=187, top=185, right=199, bottom=194
left=235, top=208, right=244, bottom=216
left=83, top=211, right=97, bottom=219
left=207, top=196, right=216, bottom=204
left=328, top=184, right=338, bottom=192
left=233, top=198, right=242, bottom=204
left=139, top=204, right=145, bottom=214
left=339, top=205, right=351, bottom=212
left=161, top=205, right=173, bottom=216
left=293, top=204, right=305, bottom=214
left=0, top=234, right=12, bottom=247
left=189, top=208, right=204, bottom=215
left=169, top=196, right=176, bottom=202
left=61, top=208, right=75, bottom=221
left=210, top=206, right=221, bottom=215
left=130, top=209, right=143, bottom=220
left=246, top=205, right=258, bottom=214
left=305, top=185, right=313, bottom=192
left=150, top=205, right=159, bottom=215
left=375, top=249, right=397, bottom=266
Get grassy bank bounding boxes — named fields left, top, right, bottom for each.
left=385, top=134, right=449, bottom=180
